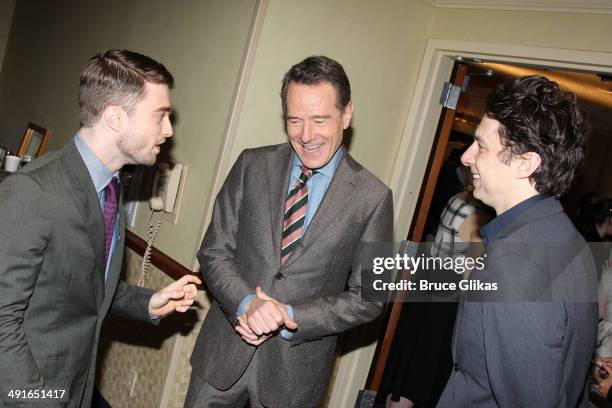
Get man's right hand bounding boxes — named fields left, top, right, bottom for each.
left=243, top=286, right=297, bottom=336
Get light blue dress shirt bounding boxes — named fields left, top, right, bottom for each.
left=74, top=134, right=120, bottom=282
left=237, top=146, right=345, bottom=339
left=287, top=145, right=344, bottom=231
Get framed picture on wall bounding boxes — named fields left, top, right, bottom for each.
left=17, top=122, right=51, bottom=157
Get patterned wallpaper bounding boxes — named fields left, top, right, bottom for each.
left=96, top=248, right=207, bottom=408
left=160, top=289, right=209, bottom=408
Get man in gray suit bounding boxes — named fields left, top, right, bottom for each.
left=438, top=76, right=598, bottom=407
left=0, top=49, right=200, bottom=407
left=185, top=56, right=393, bottom=407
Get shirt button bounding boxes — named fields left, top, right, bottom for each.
left=275, top=272, right=284, bottom=280
left=453, top=363, right=459, bottom=371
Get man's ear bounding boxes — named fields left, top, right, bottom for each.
left=102, top=105, right=127, bottom=133
left=342, top=101, right=353, bottom=130
left=516, top=151, right=541, bottom=179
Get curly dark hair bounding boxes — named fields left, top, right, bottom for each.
left=485, top=75, right=589, bottom=196
left=280, top=55, right=351, bottom=117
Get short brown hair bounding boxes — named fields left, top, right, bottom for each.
left=280, top=55, right=351, bottom=117
left=78, top=49, right=174, bottom=127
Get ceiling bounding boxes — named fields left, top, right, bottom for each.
left=423, top=0, right=612, bottom=14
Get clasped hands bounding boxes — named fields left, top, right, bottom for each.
left=235, top=287, right=297, bottom=346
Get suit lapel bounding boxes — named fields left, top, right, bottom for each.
left=281, top=153, right=363, bottom=270
left=62, top=139, right=105, bottom=305
left=266, top=144, right=294, bottom=264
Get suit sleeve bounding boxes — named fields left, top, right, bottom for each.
left=0, top=175, right=61, bottom=407
left=197, top=151, right=253, bottom=324
left=110, top=281, right=156, bottom=323
left=288, top=189, right=393, bottom=341
left=481, top=253, right=567, bottom=407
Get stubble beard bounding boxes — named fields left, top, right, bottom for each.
left=118, top=131, right=156, bottom=167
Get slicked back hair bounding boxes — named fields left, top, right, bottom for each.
left=79, top=49, right=174, bottom=127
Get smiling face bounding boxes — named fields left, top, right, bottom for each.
left=285, top=82, right=352, bottom=170
left=118, top=82, right=173, bottom=166
left=461, top=115, right=522, bottom=214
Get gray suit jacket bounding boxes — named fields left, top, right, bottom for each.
left=190, top=143, right=393, bottom=408
left=0, top=139, right=155, bottom=407
left=438, top=197, right=598, bottom=407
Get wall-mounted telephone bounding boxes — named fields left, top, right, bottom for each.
left=139, top=162, right=185, bottom=287
left=149, top=162, right=184, bottom=212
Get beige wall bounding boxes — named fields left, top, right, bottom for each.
left=430, top=8, right=612, bottom=52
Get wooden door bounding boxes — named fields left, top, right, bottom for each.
left=364, top=61, right=469, bottom=393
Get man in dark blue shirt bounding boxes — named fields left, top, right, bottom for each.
left=438, top=76, right=597, bottom=407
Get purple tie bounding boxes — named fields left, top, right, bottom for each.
left=103, top=178, right=120, bottom=266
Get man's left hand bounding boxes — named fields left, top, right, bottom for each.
left=148, top=275, right=201, bottom=318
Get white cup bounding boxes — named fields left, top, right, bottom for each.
left=4, top=155, right=21, bottom=172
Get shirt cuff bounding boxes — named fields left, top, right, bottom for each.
left=280, top=304, right=294, bottom=339
left=237, top=293, right=256, bottom=316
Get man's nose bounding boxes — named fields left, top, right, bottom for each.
left=461, top=142, right=477, bottom=166
left=163, top=117, right=173, bottom=138
left=300, top=122, right=314, bottom=143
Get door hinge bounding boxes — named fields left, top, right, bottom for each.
left=439, top=82, right=461, bottom=110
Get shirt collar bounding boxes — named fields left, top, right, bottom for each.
left=480, top=193, right=550, bottom=245
left=74, top=133, right=117, bottom=194
left=291, top=145, right=345, bottom=178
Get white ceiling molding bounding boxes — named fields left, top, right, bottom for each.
left=422, top=0, right=612, bottom=14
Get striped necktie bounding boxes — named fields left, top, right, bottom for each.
left=281, top=166, right=313, bottom=265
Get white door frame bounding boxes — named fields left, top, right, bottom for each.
left=330, top=39, right=612, bottom=408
